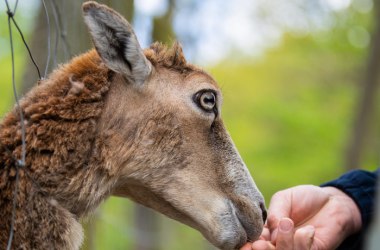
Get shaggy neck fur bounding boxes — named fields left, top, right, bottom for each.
left=0, top=42, right=196, bottom=249
left=0, top=50, right=116, bottom=249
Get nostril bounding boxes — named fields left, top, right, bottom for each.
left=259, top=202, right=267, bottom=224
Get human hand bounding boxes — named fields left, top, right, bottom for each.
left=240, top=185, right=362, bottom=250
left=240, top=218, right=315, bottom=250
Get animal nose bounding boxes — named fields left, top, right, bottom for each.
left=259, top=202, right=267, bottom=224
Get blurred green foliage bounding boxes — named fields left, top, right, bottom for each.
left=214, top=34, right=362, bottom=200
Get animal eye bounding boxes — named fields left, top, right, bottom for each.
left=194, top=90, right=217, bottom=112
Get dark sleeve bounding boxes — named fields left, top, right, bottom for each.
left=320, top=169, right=379, bottom=250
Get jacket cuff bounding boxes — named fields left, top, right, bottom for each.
left=320, top=169, right=378, bottom=230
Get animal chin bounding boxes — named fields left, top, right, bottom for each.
left=209, top=215, right=248, bottom=250
left=235, top=211, right=262, bottom=243
left=198, top=207, right=249, bottom=250
left=208, top=202, right=263, bottom=250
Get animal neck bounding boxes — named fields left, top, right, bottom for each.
left=0, top=50, right=121, bottom=249
left=21, top=50, right=117, bottom=216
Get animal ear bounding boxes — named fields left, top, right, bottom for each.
left=82, top=1, right=151, bottom=85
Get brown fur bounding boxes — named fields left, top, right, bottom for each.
left=0, top=3, right=265, bottom=249
left=0, top=44, right=208, bottom=249
left=0, top=50, right=111, bottom=249
left=146, top=42, right=200, bottom=74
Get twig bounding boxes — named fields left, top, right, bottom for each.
left=41, top=0, right=51, bottom=78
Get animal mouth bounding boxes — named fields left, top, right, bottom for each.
left=233, top=204, right=261, bottom=244
left=236, top=215, right=250, bottom=242
left=224, top=201, right=250, bottom=248
left=227, top=214, right=250, bottom=249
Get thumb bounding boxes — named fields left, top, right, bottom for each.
left=273, top=218, right=294, bottom=249
left=266, top=190, right=292, bottom=233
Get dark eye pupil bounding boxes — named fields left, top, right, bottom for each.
left=203, top=95, right=215, bottom=104
left=200, top=92, right=216, bottom=110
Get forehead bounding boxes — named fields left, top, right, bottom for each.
left=157, top=67, right=219, bottom=92
left=184, top=70, right=218, bottom=88
left=183, top=70, right=219, bottom=89
left=149, top=67, right=222, bottom=104
left=144, top=42, right=219, bottom=90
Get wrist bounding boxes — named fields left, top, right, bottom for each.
left=322, top=186, right=362, bottom=235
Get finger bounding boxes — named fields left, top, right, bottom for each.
left=267, top=191, right=292, bottom=232
left=260, top=227, right=271, bottom=241
left=240, top=242, right=253, bottom=250
left=274, top=218, right=295, bottom=249
left=251, top=240, right=276, bottom=250
left=270, top=228, right=278, bottom=244
left=294, top=226, right=315, bottom=250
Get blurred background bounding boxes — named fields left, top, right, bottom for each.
left=0, top=0, right=379, bottom=249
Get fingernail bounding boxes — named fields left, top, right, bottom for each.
left=279, top=218, right=293, bottom=233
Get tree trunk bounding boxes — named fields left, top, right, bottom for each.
left=344, top=2, right=380, bottom=170
left=152, top=0, right=175, bottom=44
left=133, top=205, right=160, bottom=250
left=21, top=0, right=90, bottom=94
left=21, top=0, right=135, bottom=94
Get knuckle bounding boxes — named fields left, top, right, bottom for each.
left=271, top=190, right=285, bottom=200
